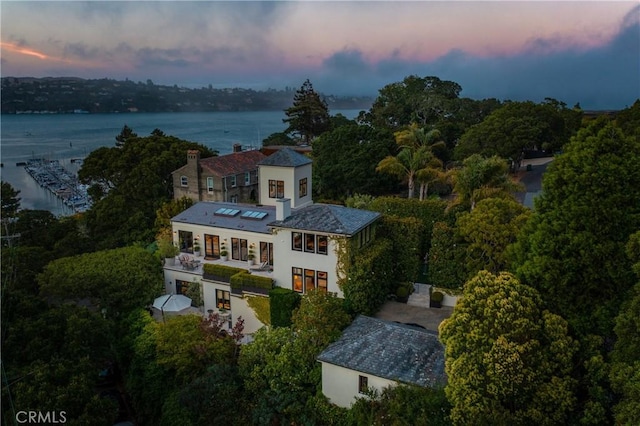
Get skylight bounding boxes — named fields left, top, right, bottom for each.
left=241, top=210, right=268, bottom=220
left=214, top=207, right=240, bottom=217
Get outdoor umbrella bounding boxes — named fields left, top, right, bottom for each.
left=153, top=294, right=192, bottom=313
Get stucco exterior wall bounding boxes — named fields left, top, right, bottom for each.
left=293, top=163, right=313, bottom=207
left=258, top=165, right=295, bottom=207
left=271, top=228, right=343, bottom=297
left=320, top=362, right=396, bottom=408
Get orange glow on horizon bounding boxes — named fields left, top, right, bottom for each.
left=1, top=42, right=50, bottom=60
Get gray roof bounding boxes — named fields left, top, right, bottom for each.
left=317, top=316, right=446, bottom=388
left=171, top=202, right=274, bottom=234
left=258, top=147, right=312, bottom=167
left=269, top=204, right=380, bottom=236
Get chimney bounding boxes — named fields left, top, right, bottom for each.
left=276, top=198, right=291, bottom=221
left=233, top=143, right=242, bottom=153
left=187, top=149, right=200, bottom=165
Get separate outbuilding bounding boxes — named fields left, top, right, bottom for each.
left=317, top=315, right=447, bottom=408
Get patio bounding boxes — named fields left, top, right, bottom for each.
left=164, top=254, right=274, bottom=280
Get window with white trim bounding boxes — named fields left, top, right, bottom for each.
left=180, top=176, right=188, bottom=187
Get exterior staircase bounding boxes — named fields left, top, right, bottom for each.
left=407, top=283, right=431, bottom=308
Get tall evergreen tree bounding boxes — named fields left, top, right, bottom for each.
left=512, top=119, right=640, bottom=338
left=283, top=79, right=330, bottom=144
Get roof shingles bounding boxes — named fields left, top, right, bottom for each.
left=258, top=147, right=312, bottom=167
left=317, top=316, right=446, bottom=388
left=269, top=204, right=380, bottom=235
left=200, top=150, right=266, bottom=177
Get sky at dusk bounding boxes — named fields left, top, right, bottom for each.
left=1, top=1, right=638, bottom=109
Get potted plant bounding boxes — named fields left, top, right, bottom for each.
left=193, top=240, right=201, bottom=257
left=220, top=240, right=228, bottom=261
left=247, top=243, right=255, bottom=266
left=157, top=234, right=180, bottom=266
left=430, top=291, right=444, bottom=308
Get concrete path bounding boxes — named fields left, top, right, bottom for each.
left=374, top=300, right=453, bottom=332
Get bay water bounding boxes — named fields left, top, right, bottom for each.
left=1, top=110, right=360, bottom=215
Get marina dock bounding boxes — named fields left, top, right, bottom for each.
left=23, top=158, right=91, bottom=213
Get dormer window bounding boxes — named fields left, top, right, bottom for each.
left=180, top=176, right=188, bottom=187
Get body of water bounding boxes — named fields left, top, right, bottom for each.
left=1, top=110, right=360, bottom=215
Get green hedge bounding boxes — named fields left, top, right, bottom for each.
left=202, top=264, right=245, bottom=281
left=369, top=197, right=447, bottom=255
left=230, top=272, right=273, bottom=293
left=269, top=287, right=301, bottom=328
left=378, top=215, right=424, bottom=284
left=344, top=238, right=394, bottom=315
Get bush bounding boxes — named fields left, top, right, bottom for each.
left=396, top=286, right=409, bottom=303
left=269, top=287, right=301, bottom=328
left=202, top=264, right=245, bottom=281
left=430, top=291, right=443, bottom=308
left=230, top=272, right=273, bottom=294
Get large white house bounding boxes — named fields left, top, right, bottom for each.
left=163, top=148, right=380, bottom=333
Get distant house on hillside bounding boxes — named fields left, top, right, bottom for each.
left=172, top=144, right=265, bottom=204
left=317, top=315, right=447, bottom=408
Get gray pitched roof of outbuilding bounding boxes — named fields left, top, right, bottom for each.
left=268, top=204, right=380, bottom=236
left=258, top=147, right=312, bottom=167
left=317, top=316, right=447, bottom=388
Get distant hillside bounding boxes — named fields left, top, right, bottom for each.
left=1, top=77, right=374, bottom=114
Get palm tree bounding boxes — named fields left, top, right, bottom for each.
left=451, top=154, right=524, bottom=210
left=376, top=123, right=447, bottom=199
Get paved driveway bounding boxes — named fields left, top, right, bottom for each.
left=374, top=301, right=453, bottom=332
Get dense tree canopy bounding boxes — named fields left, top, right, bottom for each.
left=311, top=123, right=398, bottom=200
left=38, top=246, right=163, bottom=316
left=283, top=79, right=331, bottom=144
left=359, top=75, right=462, bottom=130
left=512, top=120, right=640, bottom=337
left=457, top=197, right=531, bottom=275
left=239, top=290, right=351, bottom=423
left=79, top=127, right=216, bottom=248
left=454, top=99, right=582, bottom=165
left=439, top=271, right=578, bottom=425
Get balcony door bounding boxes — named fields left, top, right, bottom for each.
left=204, top=234, right=220, bottom=259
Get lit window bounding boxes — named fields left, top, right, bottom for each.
left=292, top=267, right=303, bottom=293
left=305, top=269, right=315, bottom=291
left=216, top=289, right=231, bottom=310
left=180, top=176, right=188, bottom=187
left=317, top=271, right=328, bottom=292
left=207, top=177, right=214, bottom=193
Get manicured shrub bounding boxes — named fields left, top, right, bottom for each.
left=202, top=264, right=245, bottom=282
left=230, top=272, right=273, bottom=294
